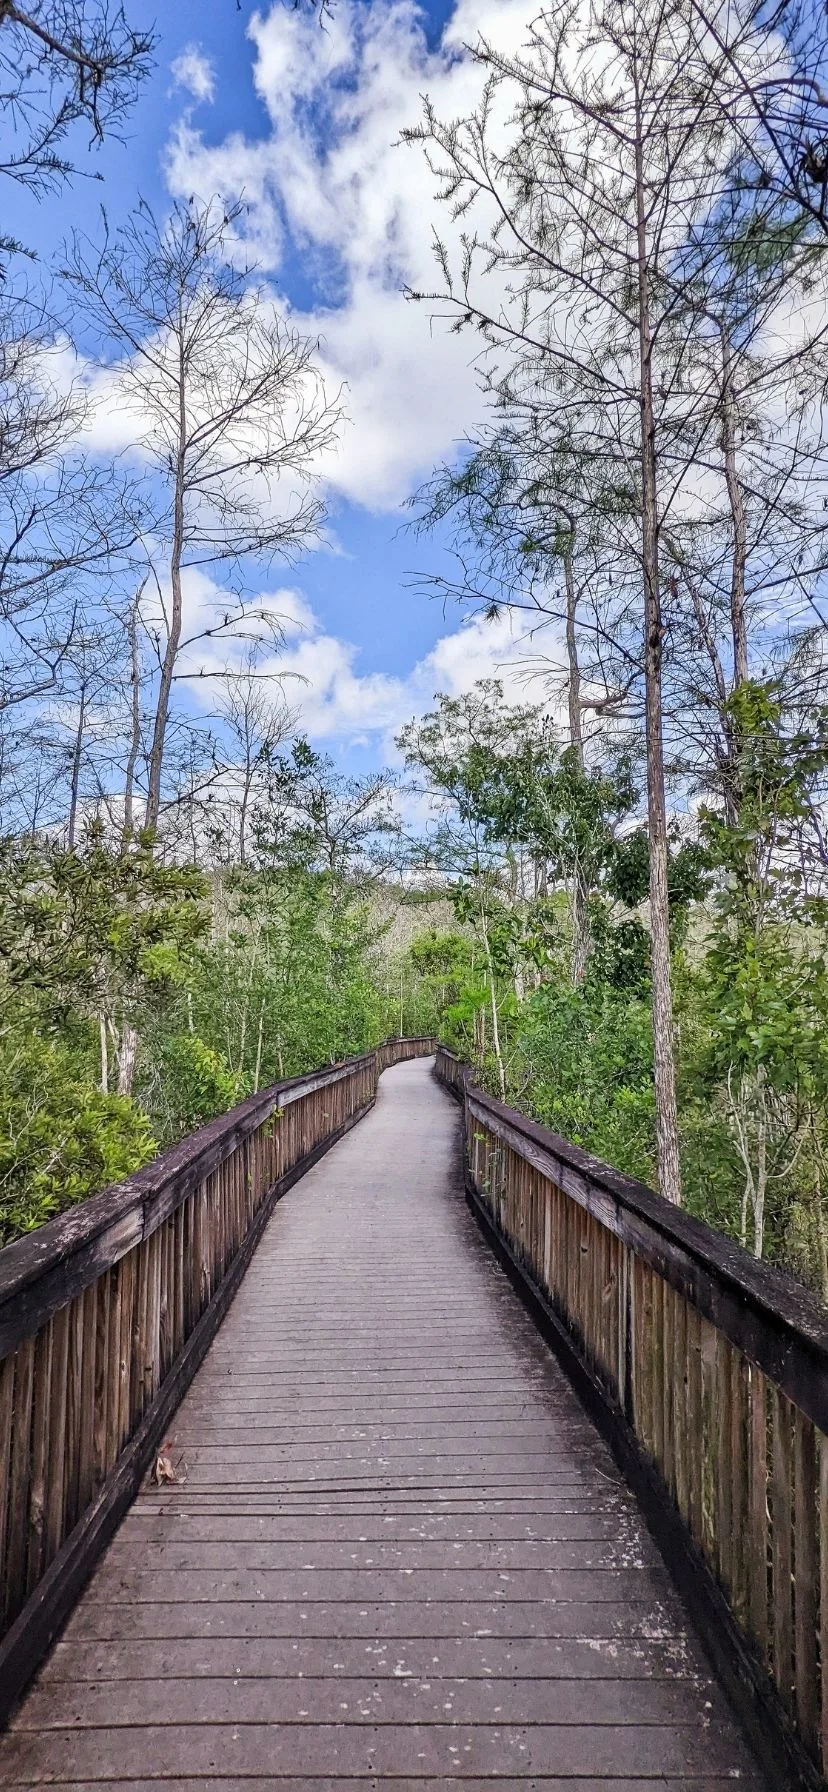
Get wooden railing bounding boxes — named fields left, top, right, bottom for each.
left=0, top=1036, right=434, bottom=1722
left=376, top=1035, right=436, bottom=1070
left=435, top=1046, right=828, bottom=1792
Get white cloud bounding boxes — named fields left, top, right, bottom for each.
left=280, top=600, right=565, bottom=750
left=169, top=568, right=563, bottom=747
left=171, top=44, right=216, bottom=105
left=163, top=0, right=531, bottom=511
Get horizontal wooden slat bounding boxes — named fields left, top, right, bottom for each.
left=0, top=1054, right=384, bottom=1355
left=436, top=1047, right=828, bottom=1792
left=0, top=1056, right=759, bottom=1792
left=0, top=1092, right=381, bottom=1721
left=461, top=1088, right=828, bottom=1435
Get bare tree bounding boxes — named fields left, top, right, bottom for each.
left=410, top=414, right=634, bottom=982
left=0, top=0, right=152, bottom=785
left=0, top=288, right=141, bottom=744
left=64, top=196, right=342, bottom=833
left=683, top=0, right=828, bottom=239
left=404, top=0, right=828, bottom=1201
left=121, top=576, right=147, bottom=843
left=0, top=0, right=153, bottom=236
left=656, top=171, right=828, bottom=820
left=215, top=652, right=296, bottom=866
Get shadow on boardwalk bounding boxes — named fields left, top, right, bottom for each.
left=0, top=1059, right=763, bottom=1789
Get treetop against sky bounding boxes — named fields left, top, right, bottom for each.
left=5, top=0, right=562, bottom=781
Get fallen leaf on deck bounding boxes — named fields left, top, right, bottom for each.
left=152, top=1440, right=186, bottom=1485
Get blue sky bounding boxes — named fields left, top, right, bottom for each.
left=13, top=0, right=555, bottom=774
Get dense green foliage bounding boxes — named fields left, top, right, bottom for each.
left=5, top=686, right=828, bottom=1308
left=396, top=682, right=828, bottom=1300
left=0, top=1026, right=156, bottom=1244
left=0, top=747, right=401, bottom=1244
left=2, top=0, right=828, bottom=1334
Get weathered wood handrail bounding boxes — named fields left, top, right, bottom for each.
left=435, top=1045, right=828, bottom=1792
left=375, top=1035, right=436, bottom=1071
left=0, top=1035, right=434, bottom=1722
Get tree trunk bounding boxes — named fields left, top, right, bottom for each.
left=570, top=869, right=590, bottom=986
left=123, top=579, right=146, bottom=844
left=117, top=1022, right=138, bottom=1097
left=752, top=1070, right=768, bottom=1259
left=635, top=112, right=682, bottom=1206
left=720, top=330, right=749, bottom=688
left=564, top=541, right=583, bottom=764
left=145, top=348, right=186, bottom=833
left=254, top=1000, right=265, bottom=1092
left=99, top=1013, right=109, bottom=1095
left=238, top=769, right=253, bottom=866
left=563, top=537, right=590, bottom=986
left=67, top=680, right=87, bottom=850
left=479, top=899, right=506, bottom=1102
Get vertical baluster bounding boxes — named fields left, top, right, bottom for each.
left=159, top=1218, right=173, bottom=1377
left=92, top=1274, right=111, bottom=1494
left=820, top=1431, right=828, bottom=1778
left=64, top=1294, right=84, bottom=1530
left=661, top=1281, right=675, bottom=1498
left=729, top=1350, right=748, bottom=1628
left=716, top=1333, right=733, bottom=1592
left=173, top=1202, right=185, bottom=1357
left=76, top=1283, right=98, bottom=1515
left=44, top=1304, right=69, bottom=1566
left=771, top=1386, right=794, bottom=1709
left=0, top=1351, right=14, bottom=1598
left=26, top=1321, right=53, bottom=1594
left=686, top=1304, right=703, bottom=1545
left=130, top=1238, right=148, bottom=1430
left=673, top=1293, right=689, bottom=1526
left=116, top=1250, right=135, bottom=1451
left=651, top=1274, right=665, bottom=1477
left=793, top=1407, right=819, bottom=1753
left=618, top=1239, right=630, bottom=1419
left=699, top=1317, right=718, bottom=1569
left=145, top=1227, right=161, bottom=1407
left=4, top=1335, right=35, bottom=1627
left=193, top=1182, right=207, bottom=1321
left=105, top=1264, right=122, bottom=1474
left=598, top=1221, right=609, bottom=1378
left=747, top=1363, right=769, bottom=1659
left=634, top=1258, right=651, bottom=1457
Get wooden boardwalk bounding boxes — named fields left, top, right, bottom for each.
left=0, top=1059, right=763, bottom=1789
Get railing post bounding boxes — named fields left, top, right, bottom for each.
left=440, top=1045, right=828, bottom=1792
left=0, top=1041, right=431, bottom=1725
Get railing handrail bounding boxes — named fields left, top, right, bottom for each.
left=0, top=1034, right=435, bottom=1725
left=0, top=1041, right=434, bottom=1355
left=434, top=1042, right=828, bottom=1791
left=448, top=1065, right=828, bottom=1432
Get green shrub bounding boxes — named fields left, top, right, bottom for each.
left=0, top=1031, right=156, bottom=1245
left=155, top=1033, right=248, bottom=1138
left=513, top=981, right=657, bottom=1185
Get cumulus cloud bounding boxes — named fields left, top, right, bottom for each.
left=163, top=0, right=531, bottom=511
left=171, top=44, right=216, bottom=105
left=169, top=567, right=563, bottom=749
left=275, top=600, right=563, bottom=751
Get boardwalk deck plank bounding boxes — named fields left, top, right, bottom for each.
left=0, top=1060, right=764, bottom=1788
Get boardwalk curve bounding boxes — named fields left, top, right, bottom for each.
left=0, top=1058, right=762, bottom=1788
